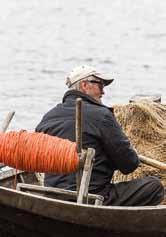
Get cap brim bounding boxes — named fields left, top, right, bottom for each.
left=93, top=73, right=114, bottom=86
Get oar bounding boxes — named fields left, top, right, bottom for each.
left=0, top=111, right=15, bottom=168
left=139, top=154, right=166, bottom=170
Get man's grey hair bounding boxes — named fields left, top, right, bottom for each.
left=70, top=81, right=81, bottom=90
left=69, top=75, right=95, bottom=91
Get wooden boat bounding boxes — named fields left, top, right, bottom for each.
left=0, top=152, right=166, bottom=237
left=0, top=183, right=166, bottom=237
left=0, top=100, right=166, bottom=237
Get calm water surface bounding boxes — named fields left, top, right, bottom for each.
left=0, top=0, right=166, bottom=130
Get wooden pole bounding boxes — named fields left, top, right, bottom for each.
left=0, top=111, right=15, bottom=168
left=1, top=111, right=15, bottom=132
left=75, top=98, right=83, bottom=192
left=77, top=148, right=95, bottom=204
left=139, top=155, right=166, bottom=170
left=76, top=98, right=82, bottom=154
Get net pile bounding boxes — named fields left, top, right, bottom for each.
left=112, top=102, right=166, bottom=185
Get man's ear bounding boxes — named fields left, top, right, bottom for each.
left=80, top=81, right=88, bottom=93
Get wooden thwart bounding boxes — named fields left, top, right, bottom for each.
left=16, top=183, right=103, bottom=206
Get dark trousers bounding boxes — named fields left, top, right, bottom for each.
left=99, top=176, right=164, bottom=206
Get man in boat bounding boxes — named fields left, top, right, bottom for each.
left=36, top=65, right=164, bottom=206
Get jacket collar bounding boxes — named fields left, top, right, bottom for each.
left=63, top=90, right=114, bottom=113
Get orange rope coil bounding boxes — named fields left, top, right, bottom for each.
left=0, top=130, right=79, bottom=174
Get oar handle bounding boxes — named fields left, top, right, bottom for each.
left=139, top=155, right=166, bottom=170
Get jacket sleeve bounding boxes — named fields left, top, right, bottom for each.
left=100, top=110, right=140, bottom=174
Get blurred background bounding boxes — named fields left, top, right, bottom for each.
left=0, top=0, right=165, bottom=130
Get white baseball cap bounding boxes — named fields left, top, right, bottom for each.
left=66, top=65, right=114, bottom=88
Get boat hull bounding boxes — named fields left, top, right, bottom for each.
left=0, top=187, right=166, bottom=237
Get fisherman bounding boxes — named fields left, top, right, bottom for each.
left=36, top=65, right=164, bottom=206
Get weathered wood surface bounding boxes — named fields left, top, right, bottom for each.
left=0, top=169, right=38, bottom=188
left=139, top=154, right=166, bottom=170
left=0, top=186, right=166, bottom=236
left=16, top=183, right=103, bottom=204
left=1, top=111, right=15, bottom=132
left=75, top=98, right=82, bottom=154
left=76, top=98, right=83, bottom=192
left=77, top=148, right=97, bottom=204
left=0, top=168, right=23, bottom=181
left=0, top=204, right=115, bottom=237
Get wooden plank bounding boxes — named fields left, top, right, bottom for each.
left=77, top=148, right=95, bottom=204
left=0, top=171, right=39, bottom=189
left=16, top=183, right=102, bottom=204
left=0, top=168, right=23, bottom=181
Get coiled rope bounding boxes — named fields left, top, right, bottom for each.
left=0, top=130, right=79, bottom=174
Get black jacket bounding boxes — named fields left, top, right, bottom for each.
left=35, top=90, right=139, bottom=192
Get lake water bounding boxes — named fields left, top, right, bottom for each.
left=0, top=0, right=166, bottom=130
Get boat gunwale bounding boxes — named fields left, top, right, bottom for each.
left=0, top=186, right=165, bottom=211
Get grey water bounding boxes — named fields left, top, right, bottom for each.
left=0, top=0, right=166, bottom=130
